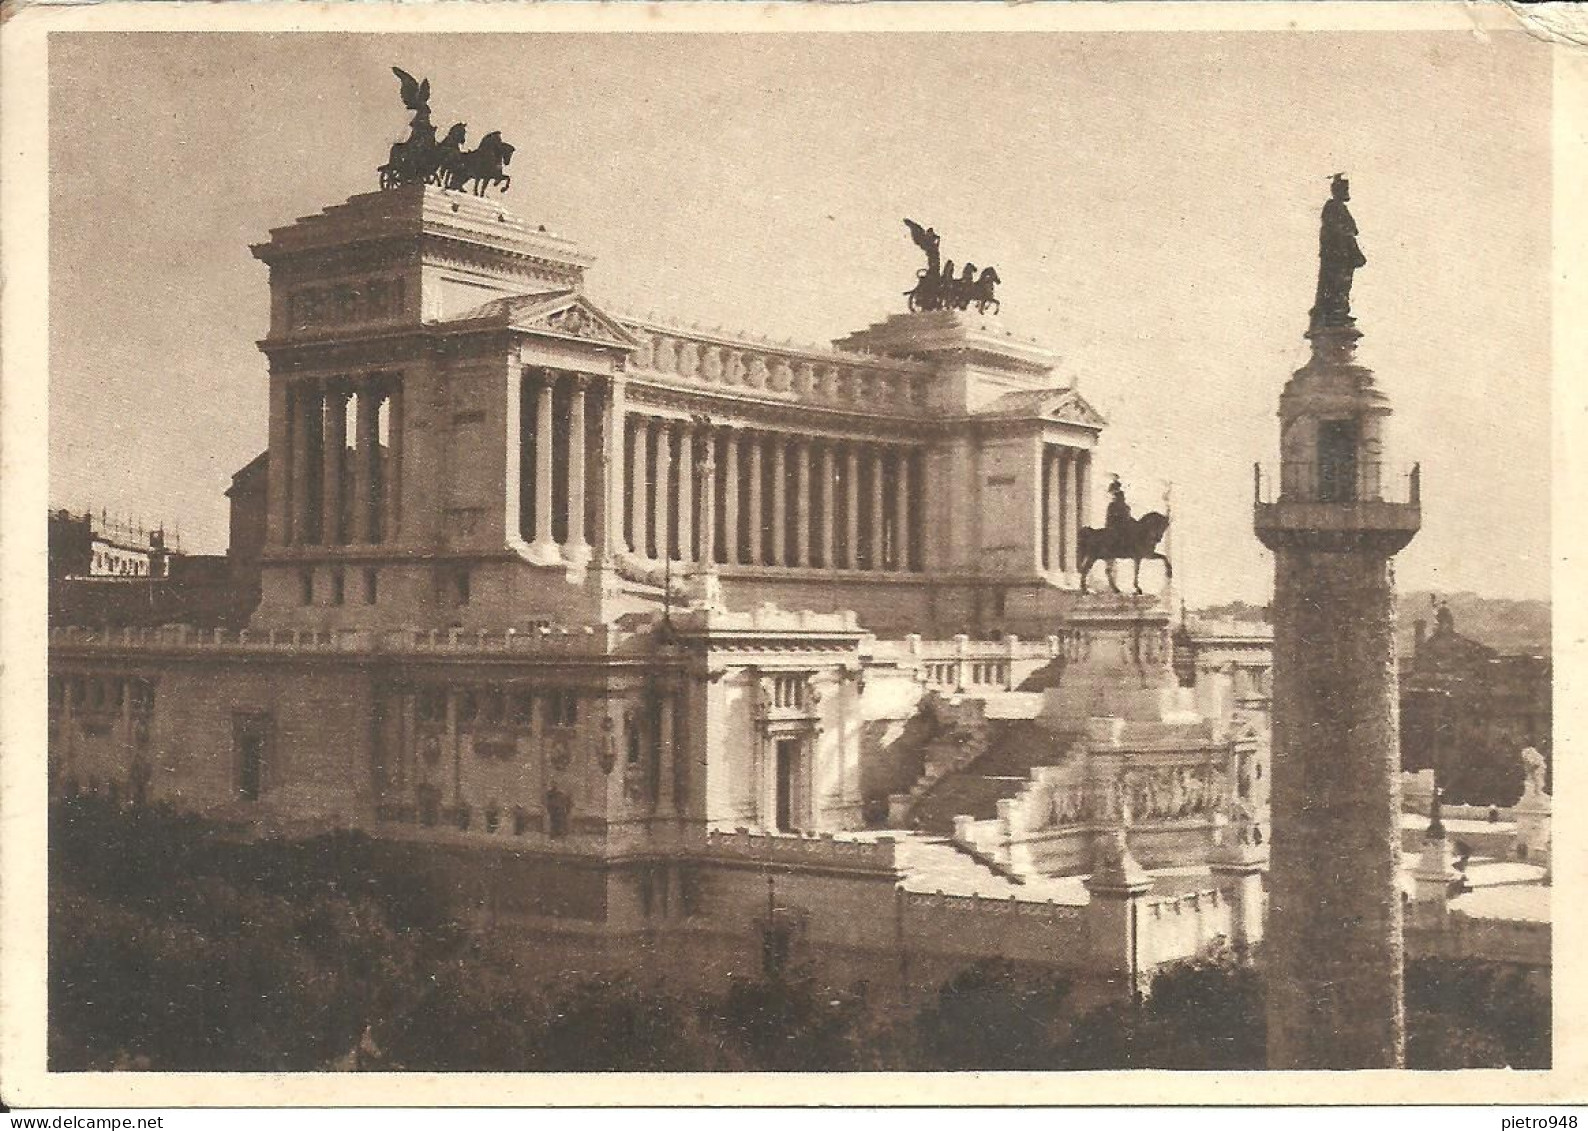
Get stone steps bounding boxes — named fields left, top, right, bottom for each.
left=894, top=719, right=1084, bottom=834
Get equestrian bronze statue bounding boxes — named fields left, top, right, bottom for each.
left=1077, top=480, right=1172, bottom=594
left=378, top=68, right=516, bottom=196
left=903, top=219, right=1001, bottom=314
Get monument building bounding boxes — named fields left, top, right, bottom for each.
left=48, top=70, right=1274, bottom=997
left=248, top=184, right=1106, bottom=641
left=49, top=95, right=1553, bottom=1010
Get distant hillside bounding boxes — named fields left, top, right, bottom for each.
left=1397, top=591, right=1551, bottom=657
left=1190, top=593, right=1550, bottom=657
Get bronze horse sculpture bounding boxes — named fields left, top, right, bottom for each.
left=441, top=130, right=514, bottom=196
left=903, top=219, right=1001, bottom=314
left=1077, top=511, right=1172, bottom=594
left=377, top=69, right=516, bottom=196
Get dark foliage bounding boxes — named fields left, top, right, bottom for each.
left=1066, top=947, right=1264, bottom=1070
left=49, top=797, right=1549, bottom=1072
left=911, top=960, right=1075, bottom=1070
left=706, top=964, right=883, bottom=1071
left=1405, top=957, right=1550, bottom=1069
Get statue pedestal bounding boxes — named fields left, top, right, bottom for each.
left=1044, top=594, right=1197, bottom=724
left=830, top=310, right=1059, bottom=416
left=1513, top=792, right=1551, bottom=872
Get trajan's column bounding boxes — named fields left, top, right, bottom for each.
left=1255, top=177, right=1421, bottom=1068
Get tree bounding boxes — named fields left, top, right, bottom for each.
left=1066, top=946, right=1264, bottom=1070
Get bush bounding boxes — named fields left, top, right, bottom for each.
left=911, top=960, right=1075, bottom=1070
left=707, top=964, right=883, bottom=1071
left=1405, top=957, right=1550, bottom=1069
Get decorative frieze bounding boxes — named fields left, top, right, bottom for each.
left=289, top=276, right=406, bottom=333
left=618, top=319, right=932, bottom=417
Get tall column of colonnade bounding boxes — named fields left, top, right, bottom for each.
left=1040, top=444, right=1092, bottom=575
left=518, top=369, right=601, bottom=568
left=280, top=375, right=403, bottom=548
left=613, top=416, right=927, bottom=574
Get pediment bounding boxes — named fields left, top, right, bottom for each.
left=449, top=290, right=640, bottom=350
left=981, top=386, right=1108, bottom=429
left=1048, top=389, right=1107, bottom=428
left=506, top=292, right=641, bottom=349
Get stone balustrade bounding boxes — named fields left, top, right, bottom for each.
left=699, top=828, right=898, bottom=872
left=903, top=889, right=1086, bottom=922
left=620, top=318, right=933, bottom=417
left=867, top=632, right=1063, bottom=693
left=673, top=604, right=862, bottom=634
left=49, top=622, right=626, bottom=657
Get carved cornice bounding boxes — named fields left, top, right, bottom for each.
left=419, top=232, right=585, bottom=281
left=260, top=329, right=437, bottom=371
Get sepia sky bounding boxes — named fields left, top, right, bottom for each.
left=47, top=30, right=1551, bottom=605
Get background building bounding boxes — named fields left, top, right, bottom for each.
left=1400, top=602, right=1552, bottom=804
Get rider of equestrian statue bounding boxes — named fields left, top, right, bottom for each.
left=1105, top=476, right=1133, bottom=539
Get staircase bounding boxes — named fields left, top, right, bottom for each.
left=886, top=698, right=990, bottom=825
left=902, top=719, right=1084, bottom=836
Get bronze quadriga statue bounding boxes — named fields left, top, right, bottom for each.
left=378, top=68, right=516, bottom=197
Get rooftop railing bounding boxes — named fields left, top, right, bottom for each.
left=699, top=828, right=898, bottom=872
left=1254, top=461, right=1420, bottom=506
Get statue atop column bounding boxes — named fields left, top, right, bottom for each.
left=1309, top=174, right=1367, bottom=333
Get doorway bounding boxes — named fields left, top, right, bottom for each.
left=1317, top=418, right=1359, bottom=503
left=775, top=738, right=799, bottom=832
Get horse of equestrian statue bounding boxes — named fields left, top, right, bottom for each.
left=968, top=266, right=1000, bottom=314
left=1077, top=511, right=1172, bottom=595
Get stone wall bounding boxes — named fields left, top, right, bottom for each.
left=51, top=654, right=375, bottom=825
left=1405, top=911, right=1550, bottom=969
left=1138, top=887, right=1235, bottom=969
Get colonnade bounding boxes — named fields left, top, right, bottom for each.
left=621, top=417, right=923, bottom=573
left=508, top=369, right=1085, bottom=582
left=285, top=377, right=402, bottom=546
left=1041, top=444, right=1090, bottom=574
left=517, top=369, right=601, bottom=566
